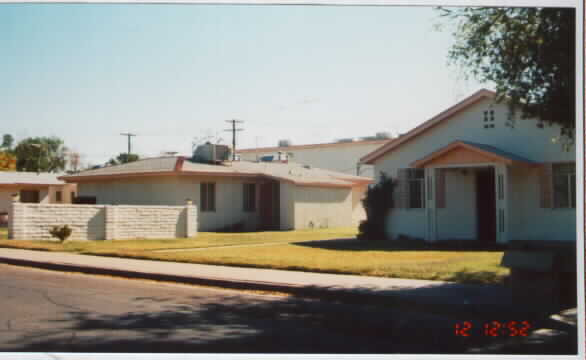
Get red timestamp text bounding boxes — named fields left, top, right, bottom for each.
left=455, top=321, right=531, bottom=337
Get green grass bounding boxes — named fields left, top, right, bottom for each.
left=0, top=228, right=7, bottom=240
left=0, top=227, right=358, bottom=253
left=0, top=227, right=507, bottom=285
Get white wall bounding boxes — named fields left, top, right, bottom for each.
left=9, top=202, right=197, bottom=241
left=279, top=182, right=296, bottom=230
left=292, top=186, right=352, bottom=229
left=508, top=166, right=576, bottom=241
left=78, top=175, right=260, bottom=232
left=373, top=98, right=575, bottom=242
left=240, top=141, right=387, bottom=178
left=351, top=185, right=367, bottom=226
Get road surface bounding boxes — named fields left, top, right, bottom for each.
left=0, top=264, right=576, bottom=354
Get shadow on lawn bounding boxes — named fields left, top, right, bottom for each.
left=4, top=285, right=576, bottom=355
left=294, top=238, right=508, bottom=252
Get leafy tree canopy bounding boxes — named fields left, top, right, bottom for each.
left=14, top=137, right=68, bottom=173
left=1, top=134, right=14, bottom=151
left=108, top=153, right=140, bottom=166
left=438, top=7, right=575, bottom=141
left=0, top=152, right=16, bottom=171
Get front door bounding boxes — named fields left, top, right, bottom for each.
left=476, top=167, right=496, bottom=243
left=259, top=181, right=280, bottom=230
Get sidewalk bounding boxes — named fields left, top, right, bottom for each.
left=0, top=248, right=515, bottom=311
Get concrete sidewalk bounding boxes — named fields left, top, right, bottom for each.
left=0, top=248, right=513, bottom=310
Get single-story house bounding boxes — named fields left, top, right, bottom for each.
left=60, top=154, right=372, bottom=232
left=360, top=89, right=576, bottom=244
left=0, top=171, right=78, bottom=223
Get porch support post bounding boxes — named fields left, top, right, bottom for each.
left=494, top=164, right=509, bottom=244
left=424, top=167, right=437, bottom=242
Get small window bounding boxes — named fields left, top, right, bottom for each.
left=243, top=183, right=256, bottom=212
left=553, top=163, right=575, bottom=208
left=483, top=109, right=495, bottom=128
left=56, top=191, right=62, bottom=202
left=407, top=169, right=425, bottom=209
left=200, top=183, right=216, bottom=212
left=20, top=190, right=40, bottom=203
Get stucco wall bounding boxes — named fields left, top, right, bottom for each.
left=292, top=186, right=352, bottom=229
left=508, top=166, right=575, bottom=241
left=77, top=175, right=260, bottom=232
left=351, top=185, right=367, bottom=226
left=279, top=182, right=296, bottom=230
left=9, top=202, right=197, bottom=241
left=0, top=190, right=12, bottom=214
left=240, top=141, right=387, bottom=178
left=436, top=169, right=476, bottom=240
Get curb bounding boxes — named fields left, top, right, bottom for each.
left=0, top=255, right=553, bottom=320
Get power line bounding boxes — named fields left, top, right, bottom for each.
left=120, top=132, right=137, bottom=154
left=224, top=119, right=244, bottom=161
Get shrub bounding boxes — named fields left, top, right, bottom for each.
left=358, top=172, right=395, bottom=241
left=49, top=225, right=72, bottom=242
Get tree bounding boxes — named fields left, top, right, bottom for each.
left=0, top=151, right=16, bottom=171
left=14, top=137, right=68, bottom=173
left=1, top=134, right=14, bottom=151
left=438, top=7, right=575, bottom=142
left=108, top=153, right=140, bottom=166
left=358, top=172, right=395, bottom=240
left=67, top=151, right=82, bottom=173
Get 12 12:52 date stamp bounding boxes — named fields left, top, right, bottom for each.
left=455, top=321, right=531, bottom=337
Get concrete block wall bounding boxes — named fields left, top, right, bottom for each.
left=8, top=201, right=198, bottom=241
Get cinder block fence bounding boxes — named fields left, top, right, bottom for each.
left=8, top=198, right=197, bottom=241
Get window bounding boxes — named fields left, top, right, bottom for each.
left=56, top=191, right=62, bottom=202
left=243, top=183, right=256, bottom=212
left=200, top=183, right=216, bottom=212
left=20, top=190, right=40, bottom=203
left=407, top=169, right=425, bottom=209
left=71, top=192, right=76, bottom=202
left=553, top=163, right=575, bottom=208
left=483, top=109, right=495, bottom=128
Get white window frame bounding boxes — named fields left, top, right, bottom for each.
left=201, top=183, right=216, bottom=212
left=552, top=163, right=575, bottom=209
left=407, top=169, right=425, bottom=209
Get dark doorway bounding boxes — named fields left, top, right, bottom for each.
left=259, top=181, right=280, bottom=230
left=475, top=167, right=496, bottom=243
left=20, top=190, right=40, bottom=203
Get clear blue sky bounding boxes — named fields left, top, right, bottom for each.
left=0, top=3, right=491, bottom=166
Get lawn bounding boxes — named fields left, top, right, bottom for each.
left=0, top=227, right=507, bottom=285
left=0, top=227, right=358, bottom=253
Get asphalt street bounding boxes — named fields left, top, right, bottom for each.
left=0, top=264, right=577, bottom=354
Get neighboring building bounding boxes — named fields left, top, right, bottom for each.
left=0, top=172, right=78, bottom=222
left=60, top=155, right=372, bottom=232
left=237, top=138, right=392, bottom=178
left=360, top=89, right=576, bottom=244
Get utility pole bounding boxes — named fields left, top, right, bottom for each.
left=120, top=133, right=136, bottom=155
left=224, top=119, right=244, bottom=161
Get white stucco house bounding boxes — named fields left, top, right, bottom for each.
left=60, top=155, right=372, bottom=232
left=237, top=138, right=392, bottom=178
left=360, top=89, right=576, bottom=244
left=0, top=172, right=77, bottom=224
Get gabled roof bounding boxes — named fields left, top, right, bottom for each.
left=237, top=139, right=391, bottom=153
left=60, top=156, right=372, bottom=188
left=360, top=89, right=497, bottom=165
left=410, top=141, right=536, bottom=168
left=0, top=171, right=66, bottom=186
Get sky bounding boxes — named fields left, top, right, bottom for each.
left=0, top=3, right=493, bottom=167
